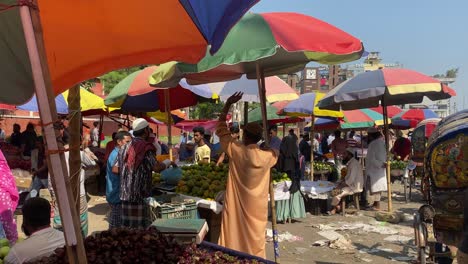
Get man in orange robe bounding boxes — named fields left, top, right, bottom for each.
left=216, top=92, right=278, bottom=258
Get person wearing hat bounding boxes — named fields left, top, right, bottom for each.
left=327, top=147, right=364, bottom=215
left=391, top=130, right=411, bottom=160
left=117, top=118, right=172, bottom=228
left=365, top=127, right=387, bottom=211
left=215, top=92, right=278, bottom=259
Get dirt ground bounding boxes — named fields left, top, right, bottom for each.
left=15, top=181, right=431, bottom=264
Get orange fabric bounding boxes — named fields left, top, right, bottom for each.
left=37, top=1, right=207, bottom=95
left=216, top=122, right=278, bottom=258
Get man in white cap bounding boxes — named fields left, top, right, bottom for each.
left=328, top=147, right=364, bottom=215
left=216, top=92, right=278, bottom=259
left=117, top=118, right=172, bottom=228
left=365, top=127, right=387, bottom=211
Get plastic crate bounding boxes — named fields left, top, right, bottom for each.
left=148, top=196, right=197, bottom=221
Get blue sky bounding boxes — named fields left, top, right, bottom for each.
left=251, top=0, right=468, bottom=110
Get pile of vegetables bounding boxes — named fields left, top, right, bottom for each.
left=29, top=227, right=261, bottom=264
left=390, top=160, right=408, bottom=170
left=313, top=162, right=333, bottom=173
left=175, top=163, right=228, bottom=200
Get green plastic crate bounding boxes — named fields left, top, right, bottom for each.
left=149, top=200, right=197, bottom=220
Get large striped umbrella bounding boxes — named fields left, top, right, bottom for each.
left=391, top=109, right=438, bottom=128
left=282, top=92, right=343, bottom=118
left=17, top=88, right=107, bottom=116
left=105, top=66, right=213, bottom=112
left=318, top=68, right=456, bottom=212
left=369, top=106, right=402, bottom=118
left=149, top=12, right=364, bottom=87
left=311, top=108, right=391, bottom=130
left=248, top=105, right=302, bottom=124
left=218, top=75, right=298, bottom=103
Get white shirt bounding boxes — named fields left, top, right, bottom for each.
left=327, top=135, right=335, bottom=146
left=5, top=227, right=65, bottom=264
left=365, top=137, right=388, bottom=193
left=344, top=157, right=364, bottom=193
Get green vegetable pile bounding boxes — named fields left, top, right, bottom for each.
left=390, top=160, right=408, bottom=170
left=176, top=163, right=228, bottom=200
left=313, top=162, right=334, bottom=172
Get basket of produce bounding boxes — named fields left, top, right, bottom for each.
left=390, top=160, right=407, bottom=176
left=176, top=163, right=228, bottom=200
left=272, top=168, right=289, bottom=184
left=147, top=196, right=197, bottom=221
left=31, top=227, right=270, bottom=264
left=313, top=162, right=333, bottom=175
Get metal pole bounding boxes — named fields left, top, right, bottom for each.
left=19, top=5, right=86, bottom=263
left=164, top=89, right=173, bottom=160
left=382, top=99, right=393, bottom=212
left=256, top=62, right=279, bottom=263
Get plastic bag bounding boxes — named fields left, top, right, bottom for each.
left=160, top=167, right=182, bottom=185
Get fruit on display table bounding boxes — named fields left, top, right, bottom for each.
left=30, top=227, right=262, bottom=264
left=272, top=169, right=289, bottom=184
left=176, top=163, right=228, bottom=200
left=0, top=238, right=10, bottom=263
left=390, top=160, right=408, bottom=170
left=313, top=162, right=333, bottom=172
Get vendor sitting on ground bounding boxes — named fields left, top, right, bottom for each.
left=328, top=148, right=364, bottom=215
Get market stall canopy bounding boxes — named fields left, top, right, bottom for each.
left=248, top=105, right=302, bottom=124
left=310, top=108, right=391, bottom=130
left=391, top=109, right=439, bottom=129
left=317, top=68, right=457, bottom=111
left=0, top=0, right=259, bottom=105
left=146, top=110, right=186, bottom=124
left=105, top=66, right=214, bottom=112
left=218, top=75, right=299, bottom=103
left=17, top=88, right=107, bottom=115
left=369, top=106, right=402, bottom=118
left=174, top=120, right=219, bottom=132
left=149, top=12, right=365, bottom=87
left=282, top=92, right=343, bottom=118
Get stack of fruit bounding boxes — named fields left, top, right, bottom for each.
left=175, top=163, right=229, bottom=200
left=390, top=160, right=408, bottom=170
left=152, top=172, right=162, bottom=185
left=0, top=238, right=11, bottom=263
left=30, top=227, right=262, bottom=264
left=313, top=162, right=333, bottom=173
left=272, top=169, right=289, bottom=184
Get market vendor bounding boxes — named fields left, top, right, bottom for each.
left=365, top=127, right=387, bottom=211
left=118, top=118, right=173, bottom=228
left=179, top=141, right=195, bottom=162
left=327, top=148, right=364, bottom=215
left=216, top=92, right=278, bottom=259
left=193, top=126, right=211, bottom=164
left=391, top=130, right=411, bottom=160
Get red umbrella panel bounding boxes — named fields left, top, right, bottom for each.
left=369, top=106, right=402, bottom=118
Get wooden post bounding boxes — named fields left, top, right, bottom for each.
left=282, top=123, right=286, bottom=138
left=20, top=5, right=87, bottom=263
left=256, top=62, right=279, bottom=263
left=67, top=85, right=82, bottom=216
left=97, top=114, right=104, bottom=148
left=382, top=99, right=393, bottom=212
left=309, top=116, right=315, bottom=179
left=164, top=89, right=173, bottom=160
left=244, top=101, right=249, bottom=125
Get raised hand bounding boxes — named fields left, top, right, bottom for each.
left=225, top=92, right=244, bottom=106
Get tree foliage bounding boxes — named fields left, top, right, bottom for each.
left=100, top=66, right=146, bottom=94
left=191, top=102, right=224, bottom=120
left=433, top=67, right=459, bottom=79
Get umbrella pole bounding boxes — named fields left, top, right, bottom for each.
left=310, top=116, right=315, bottom=180
left=382, top=99, right=393, bottom=212
left=97, top=114, right=104, bottom=148
left=164, top=89, right=173, bottom=160
left=360, top=130, right=364, bottom=167
left=282, top=122, right=286, bottom=137
left=20, top=6, right=86, bottom=263
left=244, top=101, right=249, bottom=125
left=67, top=85, right=82, bottom=217
left=256, top=63, right=280, bottom=263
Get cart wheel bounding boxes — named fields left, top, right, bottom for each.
left=420, top=247, right=427, bottom=264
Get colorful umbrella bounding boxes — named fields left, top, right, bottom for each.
left=0, top=0, right=259, bottom=105
left=282, top=92, right=343, bottom=118
left=318, top=68, right=456, bottom=111
left=17, top=88, right=107, bottom=115
left=105, top=66, right=213, bottom=112
left=369, top=106, right=402, bottom=118
left=218, top=75, right=299, bottom=103
left=391, top=109, right=439, bottom=128
left=312, top=109, right=391, bottom=130
left=149, top=12, right=364, bottom=86
left=248, top=105, right=302, bottom=124
left=317, top=68, right=456, bottom=212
